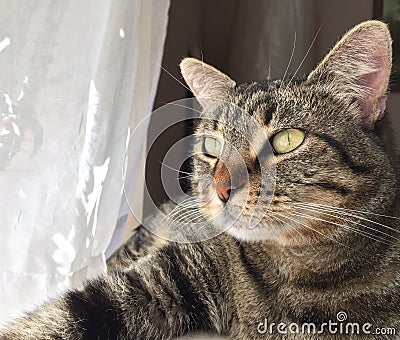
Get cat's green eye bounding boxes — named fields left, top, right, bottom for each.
left=271, top=128, right=305, bottom=154
left=203, top=136, right=223, bottom=158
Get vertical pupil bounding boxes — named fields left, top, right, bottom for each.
left=213, top=139, right=219, bottom=154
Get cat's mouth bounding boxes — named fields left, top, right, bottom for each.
left=200, top=194, right=282, bottom=241
left=194, top=179, right=284, bottom=241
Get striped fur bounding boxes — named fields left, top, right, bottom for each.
left=2, top=21, right=400, bottom=339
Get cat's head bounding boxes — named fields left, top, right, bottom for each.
left=180, top=20, right=397, bottom=245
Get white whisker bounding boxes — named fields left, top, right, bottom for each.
left=167, top=102, right=205, bottom=117
left=156, top=62, right=193, bottom=94
left=292, top=201, right=400, bottom=220
left=166, top=202, right=202, bottom=220
left=267, top=60, right=272, bottom=80
left=271, top=211, right=364, bottom=253
left=158, top=161, right=191, bottom=175
left=271, top=210, right=335, bottom=243
left=292, top=205, right=400, bottom=242
left=282, top=30, right=296, bottom=80
left=272, top=213, right=320, bottom=253
left=290, top=210, right=392, bottom=245
left=287, top=25, right=321, bottom=86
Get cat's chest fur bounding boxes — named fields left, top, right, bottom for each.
left=224, top=236, right=400, bottom=339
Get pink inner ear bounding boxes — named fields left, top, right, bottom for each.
left=307, top=22, right=392, bottom=126
left=186, top=74, right=202, bottom=98
left=181, top=58, right=236, bottom=107
left=183, top=70, right=216, bottom=108
left=356, top=49, right=390, bottom=125
left=357, top=54, right=390, bottom=98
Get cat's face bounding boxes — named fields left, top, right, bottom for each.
left=180, top=21, right=396, bottom=244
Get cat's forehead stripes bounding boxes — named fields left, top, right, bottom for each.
left=231, top=79, right=306, bottom=127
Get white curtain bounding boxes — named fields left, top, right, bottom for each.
left=0, top=0, right=169, bottom=326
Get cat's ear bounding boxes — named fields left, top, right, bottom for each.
left=307, top=20, right=392, bottom=126
left=180, top=58, right=236, bottom=107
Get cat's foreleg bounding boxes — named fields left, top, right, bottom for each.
left=1, top=242, right=229, bottom=339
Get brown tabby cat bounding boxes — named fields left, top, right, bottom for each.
left=2, top=20, right=400, bottom=339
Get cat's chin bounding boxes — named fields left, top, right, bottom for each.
left=224, top=224, right=276, bottom=242
left=210, top=209, right=280, bottom=242
left=201, top=197, right=289, bottom=242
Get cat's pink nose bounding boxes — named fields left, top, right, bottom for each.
left=216, top=184, right=232, bottom=203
